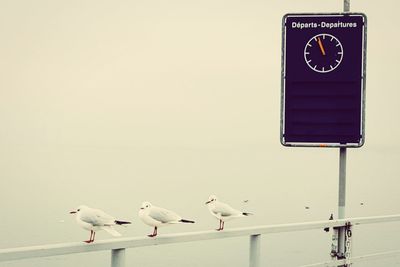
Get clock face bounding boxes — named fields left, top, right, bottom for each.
left=304, top=33, right=343, bottom=73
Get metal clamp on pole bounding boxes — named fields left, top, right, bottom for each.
left=344, top=222, right=353, bottom=266
left=337, top=227, right=346, bottom=260
left=330, top=226, right=339, bottom=258
left=334, top=222, right=352, bottom=266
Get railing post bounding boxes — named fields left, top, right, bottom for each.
left=111, top=248, right=125, bottom=267
left=249, top=234, right=261, bottom=267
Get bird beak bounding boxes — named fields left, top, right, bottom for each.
left=205, top=200, right=211, bottom=205
left=69, top=211, right=77, bottom=214
left=139, top=208, right=144, bottom=210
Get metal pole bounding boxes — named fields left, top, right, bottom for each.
left=111, top=248, right=125, bottom=267
left=338, top=147, right=347, bottom=219
left=337, top=0, right=350, bottom=262
left=344, top=0, right=350, bottom=12
left=337, top=147, right=347, bottom=260
left=249, top=234, right=261, bottom=267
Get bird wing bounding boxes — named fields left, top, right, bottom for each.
left=148, top=207, right=180, bottom=223
left=80, top=208, right=115, bottom=226
left=211, top=202, right=240, bottom=217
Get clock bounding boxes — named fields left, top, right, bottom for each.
left=304, top=33, right=343, bottom=73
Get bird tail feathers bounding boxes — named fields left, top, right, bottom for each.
left=179, top=219, right=195, bottom=223
left=115, top=220, right=131, bottom=225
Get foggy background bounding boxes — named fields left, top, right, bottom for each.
left=1, top=0, right=400, bottom=266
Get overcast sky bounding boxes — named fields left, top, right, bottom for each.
left=0, top=0, right=398, bottom=150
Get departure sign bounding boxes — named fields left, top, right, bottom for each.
left=281, top=13, right=367, bottom=147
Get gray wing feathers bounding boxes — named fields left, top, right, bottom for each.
left=212, top=202, right=241, bottom=217
left=80, top=209, right=115, bottom=226
left=149, top=207, right=181, bottom=223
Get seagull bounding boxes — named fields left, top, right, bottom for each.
left=138, top=201, right=195, bottom=237
left=205, top=195, right=252, bottom=231
left=70, top=205, right=131, bottom=243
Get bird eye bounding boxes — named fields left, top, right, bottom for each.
left=146, top=205, right=149, bottom=208
left=77, top=209, right=80, bottom=212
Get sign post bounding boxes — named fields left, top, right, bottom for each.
left=339, top=3, right=352, bottom=221
left=338, top=1, right=350, bottom=265
left=281, top=1, right=367, bottom=264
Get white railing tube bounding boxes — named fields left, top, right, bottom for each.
left=111, top=248, right=125, bottom=267
left=249, top=234, right=261, bottom=267
left=1, top=215, right=400, bottom=264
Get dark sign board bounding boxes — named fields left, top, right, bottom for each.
left=281, top=13, right=367, bottom=147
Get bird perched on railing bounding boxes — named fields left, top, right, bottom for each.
left=139, top=201, right=195, bottom=237
left=205, top=195, right=252, bottom=231
left=70, top=205, right=131, bottom=243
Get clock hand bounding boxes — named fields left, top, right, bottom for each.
left=317, top=37, right=326, bottom=56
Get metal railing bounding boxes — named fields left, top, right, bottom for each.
left=1, top=214, right=400, bottom=267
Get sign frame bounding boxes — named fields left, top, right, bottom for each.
left=281, top=13, right=367, bottom=148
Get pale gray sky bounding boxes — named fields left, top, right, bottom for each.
left=1, top=1, right=400, bottom=266
left=0, top=0, right=399, bottom=150
left=0, top=0, right=399, bottom=148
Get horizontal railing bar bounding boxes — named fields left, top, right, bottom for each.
left=351, top=214, right=400, bottom=225
left=300, top=249, right=400, bottom=267
left=299, top=258, right=347, bottom=267
left=351, top=249, right=400, bottom=263
left=1, top=214, right=400, bottom=262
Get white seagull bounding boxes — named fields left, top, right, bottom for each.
left=70, top=205, right=131, bottom=243
left=138, top=201, right=195, bottom=237
left=205, top=195, right=252, bottom=231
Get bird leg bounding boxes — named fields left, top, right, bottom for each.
left=91, top=231, right=96, bottom=243
left=216, top=220, right=224, bottom=231
left=148, top=227, right=158, bottom=237
left=84, top=230, right=94, bottom=243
